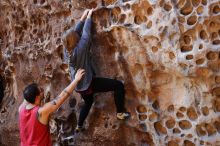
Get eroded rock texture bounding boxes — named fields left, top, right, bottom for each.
left=0, top=0, right=220, bottom=145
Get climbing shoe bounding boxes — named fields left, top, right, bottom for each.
left=116, top=112, right=131, bottom=120
left=75, top=125, right=85, bottom=133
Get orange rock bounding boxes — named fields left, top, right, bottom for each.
left=192, top=0, right=200, bottom=7
left=138, top=114, right=147, bottom=121
left=154, top=121, right=167, bottom=135
left=173, top=128, right=181, bottom=134
left=180, top=6, right=193, bottom=15
left=168, top=105, right=175, bottom=112
left=149, top=112, right=159, bottom=122
left=179, top=120, right=192, bottom=130
left=213, top=98, right=220, bottom=112
left=164, top=4, right=172, bottom=11
left=187, top=15, right=197, bottom=25
left=167, top=140, right=179, bottom=146
left=187, top=107, right=198, bottom=121
left=212, top=87, right=220, bottom=97
left=205, top=123, right=217, bottom=136
left=176, top=111, right=184, bottom=119
left=166, top=118, right=176, bottom=129
left=214, top=120, right=220, bottom=133
left=201, top=106, right=209, bottom=116
left=136, top=105, right=147, bottom=113
left=196, top=124, right=207, bottom=137
left=206, top=51, right=218, bottom=60
left=197, top=6, right=204, bottom=14
left=184, top=140, right=195, bottom=146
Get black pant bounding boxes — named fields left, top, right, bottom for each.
left=78, top=77, right=126, bottom=127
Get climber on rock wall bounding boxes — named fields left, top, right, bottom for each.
left=62, top=8, right=131, bottom=133
left=18, top=69, right=85, bottom=146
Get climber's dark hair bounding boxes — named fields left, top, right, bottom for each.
left=23, top=83, right=40, bottom=104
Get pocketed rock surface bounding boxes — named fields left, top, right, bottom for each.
left=0, top=0, right=220, bottom=146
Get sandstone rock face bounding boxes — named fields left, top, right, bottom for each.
left=0, top=0, right=220, bottom=146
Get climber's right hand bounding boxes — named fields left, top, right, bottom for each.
left=75, top=69, right=85, bottom=82
left=80, top=9, right=90, bottom=21
left=87, top=8, right=94, bottom=19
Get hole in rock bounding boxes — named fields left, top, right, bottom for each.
left=173, top=128, right=181, bottom=134
left=212, top=87, right=220, bottom=97
left=187, top=107, right=198, bottom=121
left=186, top=54, right=193, bottom=60
left=176, top=112, right=184, bottom=118
left=138, top=114, right=147, bottom=121
left=184, top=140, right=195, bottom=146
left=165, top=118, right=175, bottom=129
left=167, top=104, right=174, bottom=112
left=172, top=18, right=176, bottom=25
left=125, top=3, right=130, bottom=10
left=211, top=32, right=218, bottom=40
left=201, top=106, right=209, bottom=116
left=206, top=51, right=218, bottom=60
left=178, top=16, right=185, bottom=23
left=213, top=5, right=220, bottom=14
left=169, top=52, right=175, bottom=60
left=201, top=0, right=207, bottom=5
left=112, top=124, right=117, bottom=129
left=196, top=58, right=205, bottom=65
left=197, top=6, right=204, bottom=14
left=40, top=0, right=45, bottom=4
left=22, top=21, right=28, bottom=30
left=179, top=120, right=192, bottom=130
left=214, top=120, right=220, bottom=133
left=199, top=44, right=203, bottom=49
left=215, top=76, right=220, bottom=83
left=136, top=105, right=147, bottom=113
left=167, top=140, right=179, bottom=146
left=134, top=15, right=147, bottom=25
left=164, top=4, right=172, bottom=11
left=56, top=38, right=61, bottom=45
left=179, top=106, right=186, bottom=112
left=104, top=123, right=108, bottom=128
left=147, top=7, right=153, bottom=15
left=44, top=5, right=51, bottom=10
left=199, top=30, right=208, bottom=40
left=68, top=4, right=72, bottom=9
left=181, top=45, right=193, bottom=52
left=159, top=0, right=165, bottom=7
left=103, top=0, right=117, bottom=5
left=180, top=6, right=193, bottom=15
left=183, top=35, right=191, bottom=44
left=187, top=15, right=197, bottom=25
left=209, top=21, right=216, bottom=27
left=111, top=7, right=121, bottom=22
left=119, top=14, right=126, bottom=23
left=147, top=21, right=152, bottom=29
left=152, top=100, right=159, bottom=110
left=154, top=121, right=167, bottom=135
left=196, top=124, right=207, bottom=136
left=213, top=40, right=220, bottom=45
left=152, top=46, right=158, bottom=53
left=192, top=0, right=200, bottom=7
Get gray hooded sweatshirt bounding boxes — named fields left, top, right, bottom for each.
left=64, top=18, right=95, bottom=91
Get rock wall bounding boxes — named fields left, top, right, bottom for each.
left=0, top=0, right=220, bottom=146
